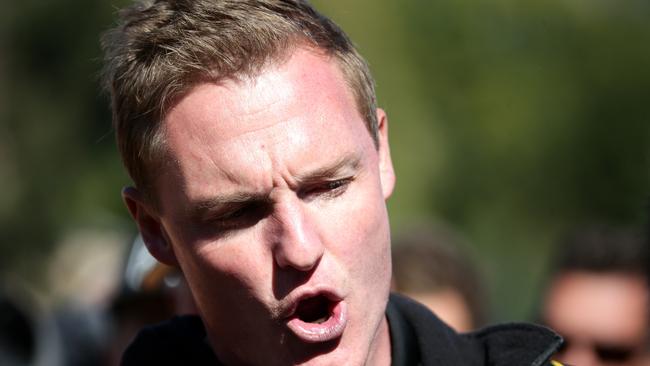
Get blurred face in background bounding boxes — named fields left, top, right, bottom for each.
left=126, top=47, right=396, bottom=365
left=543, top=271, right=650, bottom=366
left=404, top=289, right=474, bottom=332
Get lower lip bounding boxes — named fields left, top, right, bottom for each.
left=286, top=301, right=348, bottom=343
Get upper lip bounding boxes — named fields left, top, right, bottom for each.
left=280, top=285, right=343, bottom=320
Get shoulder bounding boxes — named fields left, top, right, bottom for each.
left=120, top=315, right=220, bottom=366
left=464, top=323, right=563, bottom=366
left=387, top=293, right=563, bottom=366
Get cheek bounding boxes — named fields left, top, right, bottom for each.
left=323, top=180, right=392, bottom=280
left=176, top=234, right=272, bottom=301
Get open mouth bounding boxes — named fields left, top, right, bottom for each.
left=295, top=295, right=334, bottom=324
left=285, top=293, right=348, bottom=343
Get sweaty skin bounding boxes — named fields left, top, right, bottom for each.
left=125, top=47, right=396, bottom=366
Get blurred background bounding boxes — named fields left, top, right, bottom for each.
left=0, top=0, right=649, bottom=361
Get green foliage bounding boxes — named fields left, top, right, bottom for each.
left=0, top=0, right=132, bottom=281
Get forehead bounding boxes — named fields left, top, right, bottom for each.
left=168, top=48, right=354, bottom=138
left=159, top=47, right=373, bottom=203
left=544, top=271, right=649, bottom=342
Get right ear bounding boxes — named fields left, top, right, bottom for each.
left=122, top=186, right=179, bottom=266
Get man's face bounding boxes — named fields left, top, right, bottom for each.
left=132, top=47, right=395, bottom=365
left=543, top=271, right=650, bottom=366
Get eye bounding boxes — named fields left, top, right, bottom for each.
left=221, top=205, right=249, bottom=221
left=301, top=178, right=353, bottom=200
left=325, top=180, right=346, bottom=190
left=210, top=202, right=270, bottom=230
left=595, top=344, right=636, bottom=363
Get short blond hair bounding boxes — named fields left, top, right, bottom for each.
left=101, top=0, right=377, bottom=204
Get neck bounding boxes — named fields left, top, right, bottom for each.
left=365, top=316, right=391, bottom=366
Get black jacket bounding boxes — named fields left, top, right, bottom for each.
left=387, top=293, right=562, bottom=365
left=122, top=293, right=562, bottom=365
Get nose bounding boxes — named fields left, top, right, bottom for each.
left=271, top=195, right=324, bottom=272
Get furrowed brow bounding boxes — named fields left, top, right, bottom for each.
left=294, top=153, right=362, bottom=185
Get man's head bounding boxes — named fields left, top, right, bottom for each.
left=102, top=0, right=379, bottom=205
left=102, top=1, right=395, bottom=365
left=541, top=225, right=650, bottom=366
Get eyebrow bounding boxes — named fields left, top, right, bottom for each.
left=187, top=152, right=362, bottom=219
left=293, top=152, right=362, bottom=185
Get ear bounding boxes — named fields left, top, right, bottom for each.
left=122, top=186, right=179, bottom=266
left=376, top=108, right=395, bottom=199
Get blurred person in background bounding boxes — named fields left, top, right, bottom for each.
left=540, top=225, right=650, bottom=366
left=0, top=282, right=107, bottom=366
left=0, top=287, right=35, bottom=366
left=1, top=236, right=190, bottom=366
left=1, top=281, right=110, bottom=366
left=391, top=223, right=487, bottom=332
left=106, top=235, right=196, bottom=366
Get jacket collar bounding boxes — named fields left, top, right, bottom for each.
left=387, top=293, right=563, bottom=366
